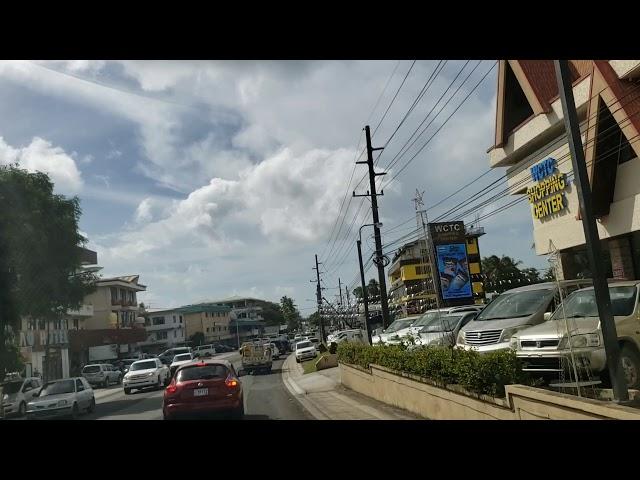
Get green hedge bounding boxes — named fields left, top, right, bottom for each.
left=337, top=342, right=533, bottom=398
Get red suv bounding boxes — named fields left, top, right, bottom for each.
left=162, top=359, right=244, bottom=420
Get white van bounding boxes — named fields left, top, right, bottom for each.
left=193, top=344, right=217, bottom=357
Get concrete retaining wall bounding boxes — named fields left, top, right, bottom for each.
left=340, top=362, right=640, bottom=420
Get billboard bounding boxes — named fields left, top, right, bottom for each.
left=428, top=221, right=473, bottom=303
left=435, top=243, right=472, bottom=300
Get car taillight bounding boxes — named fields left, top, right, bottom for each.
left=166, top=383, right=178, bottom=394
left=225, top=374, right=239, bottom=388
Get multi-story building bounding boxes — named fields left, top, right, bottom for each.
left=388, top=228, right=486, bottom=318
left=139, top=309, right=186, bottom=354
left=488, top=60, right=640, bottom=280
left=179, top=304, right=233, bottom=344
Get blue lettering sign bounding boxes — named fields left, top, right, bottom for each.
left=530, top=157, right=557, bottom=182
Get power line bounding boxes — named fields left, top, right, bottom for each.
left=372, top=60, right=417, bottom=136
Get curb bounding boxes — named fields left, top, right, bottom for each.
left=280, top=354, right=330, bottom=420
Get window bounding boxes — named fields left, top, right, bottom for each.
left=173, top=315, right=176, bottom=323
left=180, top=315, right=183, bottom=323
left=174, top=330, right=177, bottom=338
left=120, top=288, right=127, bottom=301
left=152, top=316, right=165, bottom=326
left=73, top=318, right=79, bottom=330
left=110, top=287, right=118, bottom=304
left=75, top=379, right=84, bottom=392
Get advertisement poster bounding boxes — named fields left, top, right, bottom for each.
left=435, top=243, right=472, bottom=300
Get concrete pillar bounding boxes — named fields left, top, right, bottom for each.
left=61, top=348, right=70, bottom=378
left=609, top=236, right=635, bottom=280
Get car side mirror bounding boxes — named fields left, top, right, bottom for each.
left=543, top=312, right=552, bottom=321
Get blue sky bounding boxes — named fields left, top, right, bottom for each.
left=0, top=60, right=547, bottom=315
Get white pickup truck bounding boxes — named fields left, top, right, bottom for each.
left=122, top=358, right=170, bottom=394
left=240, top=342, right=273, bottom=375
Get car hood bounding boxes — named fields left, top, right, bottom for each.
left=517, top=318, right=600, bottom=339
left=28, top=393, right=75, bottom=407
left=297, top=347, right=316, bottom=354
left=461, top=316, right=536, bottom=333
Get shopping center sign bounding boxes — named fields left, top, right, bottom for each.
left=527, top=157, right=568, bottom=220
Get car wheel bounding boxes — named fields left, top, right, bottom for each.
left=124, top=387, right=132, bottom=395
left=71, top=402, right=80, bottom=420
left=18, top=401, right=26, bottom=417
left=231, top=402, right=244, bottom=420
left=620, top=345, right=640, bottom=390
left=87, top=397, right=96, bottom=413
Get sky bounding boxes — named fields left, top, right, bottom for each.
left=0, top=60, right=549, bottom=315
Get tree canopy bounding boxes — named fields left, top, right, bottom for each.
left=280, top=296, right=301, bottom=331
left=481, top=255, right=544, bottom=293
left=0, top=166, right=97, bottom=378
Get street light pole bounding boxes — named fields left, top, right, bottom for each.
left=554, top=60, right=628, bottom=401
left=358, top=223, right=382, bottom=344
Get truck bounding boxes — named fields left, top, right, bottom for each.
left=240, top=341, right=273, bottom=375
left=89, top=344, right=119, bottom=363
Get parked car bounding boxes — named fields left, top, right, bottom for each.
left=1, top=377, right=42, bottom=418
left=170, top=353, right=196, bottom=377
left=328, top=329, right=366, bottom=345
left=295, top=340, right=317, bottom=363
left=163, top=359, right=243, bottom=420
left=123, top=358, right=171, bottom=394
left=82, top=364, right=122, bottom=388
left=512, top=281, right=640, bottom=389
left=371, top=317, right=418, bottom=345
left=26, top=377, right=95, bottom=420
left=386, top=306, right=483, bottom=345
left=409, top=312, right=478, bottom=349
left=456, top=280, right=593, bottom=354
left=159, top=347, right=192, bottom=365
left=193, top=344, right=217, bottom=358
left=308, top=337, right=320, bottom=348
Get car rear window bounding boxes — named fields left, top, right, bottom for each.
left=82, top=365, right=102, bottom=373
left=176, top=365, right=228, bottom=382
left=2, top=381, right=23, bottom=394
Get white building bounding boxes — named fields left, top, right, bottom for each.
left=139, top=309, right=186, bottom=353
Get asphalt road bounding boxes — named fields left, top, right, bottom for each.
left=75, top=353, right=312, bottom=420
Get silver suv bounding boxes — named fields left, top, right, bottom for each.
left=513, top=281, right=640, bottom=389
left=456, top=280, right=592, bottom=354
left=82, top=364, right=122, bottom=388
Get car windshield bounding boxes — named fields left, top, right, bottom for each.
left=82, top=365, right=101, bottom=373
left=419, top=314, right=464, bottom=333
left=475, top=289, right=554, bottom=321
left=2, top=381, right=23, bottom=394
left=173, top=354, right=192, bottom=362
left=551, top=286, right=638, bottom=320
left=177, top=365, right=228, bottom=382
left=40, top=380, right=75, bottom=396
left=385, top=318, right=415, bottom=333
left=297, top=342, right=312, bottom=349
left=413, top=311, right=447, bottom=327
left=130, top=360, right=157, bottom=371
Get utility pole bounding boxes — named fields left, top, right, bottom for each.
left=412, top=189, right=442, bottom=313
left=313, top=254, right=326, bottom=344
left=357, top=239, right=372, bottom=344
left=554, top=60, right=629, bottom=402
left=338, top=278, right=343, bottom=306
left=353, top=125, right=391, bottom=328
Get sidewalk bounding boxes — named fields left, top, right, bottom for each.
left=281, top=354, right=422, bottom=420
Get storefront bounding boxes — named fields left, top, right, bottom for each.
left=488, top=60, right=640, bottom=282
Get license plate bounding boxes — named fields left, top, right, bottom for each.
left=193, top=388, right=208, bottom=397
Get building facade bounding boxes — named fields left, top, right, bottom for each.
left=179, top=304, right=233, bottom=344
left=388, top=228, right=486, bottom=318
left=139, top=309, right=186, bottom=353
left=488, top=60, right=640, bottom=281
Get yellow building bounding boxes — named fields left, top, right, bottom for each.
left=179, top=303, right=233, bottom=343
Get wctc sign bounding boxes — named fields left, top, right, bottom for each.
left=429, top=221, right=466, bottom=244
left=527, top=157, right=568, bottom=220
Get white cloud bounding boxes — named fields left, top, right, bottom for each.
left=106, top=149, right=122, bottom=160
left=0, top=136, right=83, bottom=194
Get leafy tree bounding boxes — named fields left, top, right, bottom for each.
left=260, top=301, right=285, bottom=326
left=280, top=296, right=301, bottom=331
left=481, top=255, right=543, bottom=294
left=0, top=166, right=97, bottom=379
left=352, top=278, right=380, bottom=300
left=189, top=331, right=205, bottom=346
left=307, top=311, right=320, bottom=327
